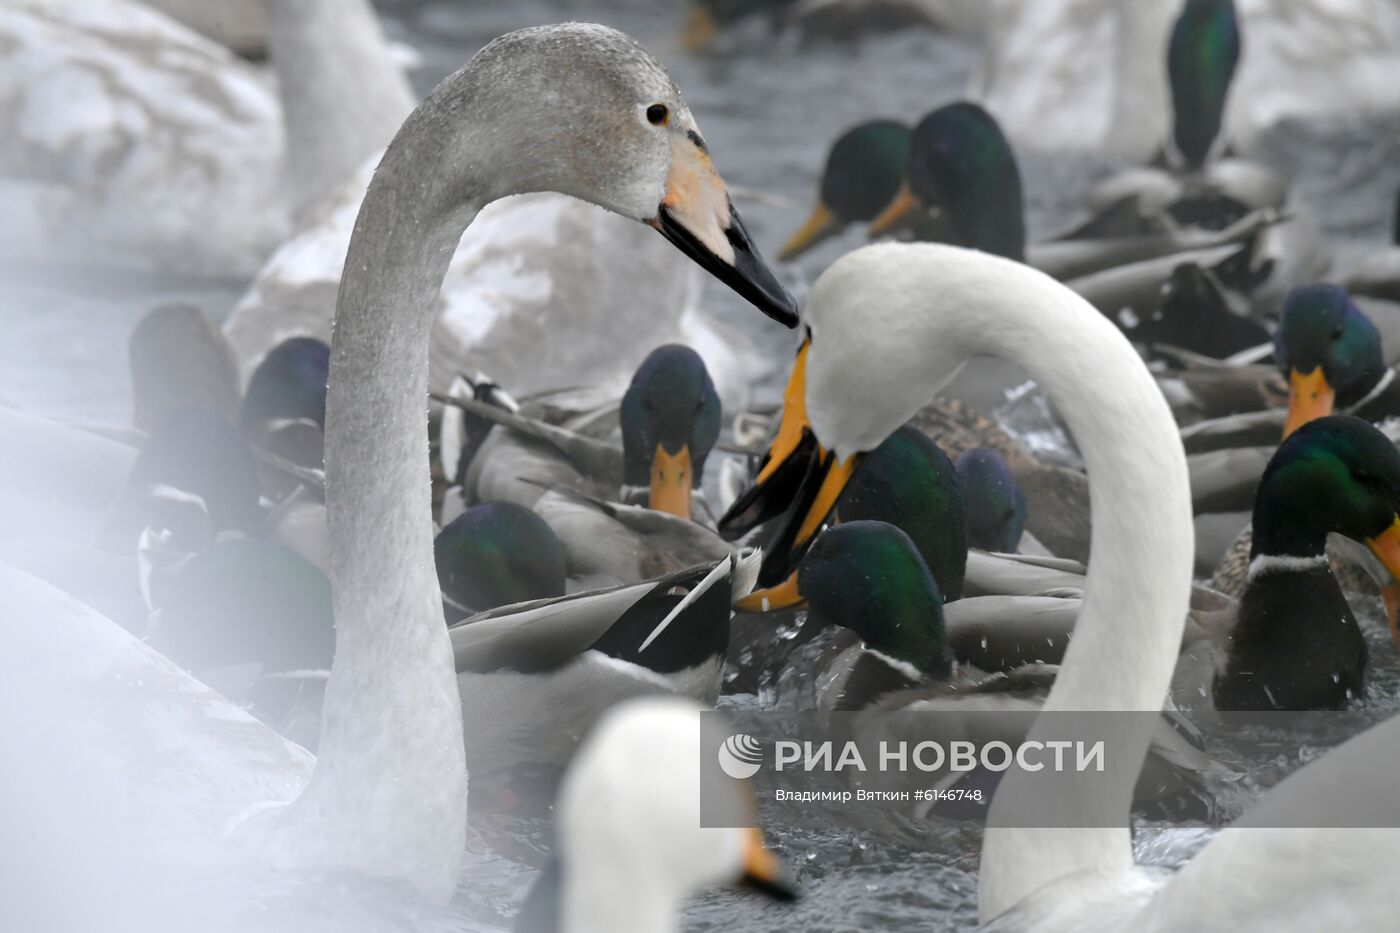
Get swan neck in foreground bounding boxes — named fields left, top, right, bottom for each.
left=804, top=243, right=1194, bottom=919
left=260, top=63, right=497, bottom=899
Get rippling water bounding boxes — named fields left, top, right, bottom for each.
left=5, top=2, right=1400, bottom=929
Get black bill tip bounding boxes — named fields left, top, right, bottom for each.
left=656, top=203, right=800, bottom=328
left=742, top=870, right=801, bottom=902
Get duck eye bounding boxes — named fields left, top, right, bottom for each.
left=646, top=104, right=669, bottom=126
left=1332, top=326, right=1346, bottom=340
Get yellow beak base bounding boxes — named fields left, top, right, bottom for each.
left=778, top=202, right=839, bottom=261
left=757, top=340, right=811, bottom=485
left=740, top=826, right=797, bottom=901
left=650, top=444, right=693, bottom=520
left=1283, top=367, right=1336, bottom=439
left=867, top=182, right=923, bottom=237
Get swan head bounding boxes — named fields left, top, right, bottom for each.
left=432, top=503, right=567, bottom=620
left=620, top=344, right=721, bottom=520
left=1274, top=284, right=1383, bottom=438
left=466, top=24, right=797, bottom=326
left=779, top=119, right=911, bottom=260
left=956, top=448, right=1028, bottom=555
left=868, top=102, right=1026, bottom=263
left=543, top=698, right=796, bottom=922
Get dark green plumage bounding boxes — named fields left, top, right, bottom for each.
left=239, top=336, right=330, bottom=433
left=955, top=448, right=1027, bottom=554
left=1250, top=415, right=1400, bottom=560
left=799, top=521, right=952, bottom=680
left=619, top=344, right=721, bottom=493
left=907, top=102, right=1025, bottom=261
left=821, top=120, right=911, bottom=224
left=836, top=425, right=967, bottom=601
left=1274, top=284, right=1384, bottom=410
left=1168, top=0, right=1241, bottom=169
left=434, top=502, right=567, bottom=619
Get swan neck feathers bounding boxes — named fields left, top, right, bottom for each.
left=801, top=243, right=1193, bottom=920
left=269, top=23, right=681, bottom=899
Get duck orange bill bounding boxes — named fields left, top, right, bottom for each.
left=650, top=444, right=693, bottom=519
left=736, top=569, right=804, bottom=613
left=778, top=202, right=839, bottom=261
left=650, top=133, right=798, bottom=327
left=1282, top=367, right=1335, bottom=439
left=1366, top=516, right=1400, bottom=653
left=867, top=182, right=923, bottom=237
left=739, top=827, right=798, bottom=901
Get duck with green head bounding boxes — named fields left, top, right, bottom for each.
left=778, top=119, right=910, bottom=261
left=434, top=502, right=568, bottom=622
left=1168, top=0, right=1241, bottom=172
left=956, top=448, right=1028, bottom=554
left=1203, top=415, right=1400, bottom=709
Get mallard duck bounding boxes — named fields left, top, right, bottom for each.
left=512, top=699, right=795, bottom=932
left=778, top=119, right=910, bottom=261
left=1178, top=416, right=1400, bottom=710
left=452, top=549, right=760, bottom=778
left=956, top=448, right=1029, bottom=554
left=453, top=344, right=736, bottom=586
left=434, top=502, right=568, bottom=621
left=128, top=304, right=241, bottom=434
left=4, top=23, right=796, bottom=911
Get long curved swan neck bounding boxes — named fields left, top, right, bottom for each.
left=803, top=243, right=1193, bottom=920
left=260, top=60, right=505, bottom=901
left=265, top=0, right=416, bottom=219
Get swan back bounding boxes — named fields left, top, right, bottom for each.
left=800, top=243, right=1193, bottom=918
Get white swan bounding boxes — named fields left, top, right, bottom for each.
left=2, top=21, right=795, bottom=919
left=141, top=0, right=268, bottom=56
left=742, top=241, right=1397, bottom=927
left=969, top=0, right=1400, bottom=158
left=222, top=10, right=763, bottom=410
left=0, top=0, right=410, bottom=277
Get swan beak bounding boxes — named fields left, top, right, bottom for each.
left=650, top=444, right=693, bottom=520
left=1282, top=367, right=1335, bottom=439
left=778, top=201, right=839, bottom=261
left=680, top=4, right=719, bottom=50
left=651, top=138, right=799, bottom=328
left=719, top=340, right=814, bottom=537
left=740, top=827, right=799, bottom=901
left=867, top=182, right=923, bottom=236
left=1366, top=517, right=1400, bottom=651
left=735, top=569, right=804, bottom=613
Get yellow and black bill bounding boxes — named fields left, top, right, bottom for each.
left=1283, top=366, right=1335, bottom=439
left=650, top=131, right=798, bottom=328
left=1366, top=516, right=1400, bottom=653
left=778, top=200, right=841, bottom=261
left=739, top=826, right=799, bottom=901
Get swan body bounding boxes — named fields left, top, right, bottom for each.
left=758, top=240, right=1392, bottom=927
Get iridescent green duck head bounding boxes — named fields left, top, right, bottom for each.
left=1252, top=416, right=1400, bottom=606
left=779, top=120, right=911, bottom=260
left=433, top=502, right=567, bottom=620
left=620, top=344, right=721, bottom=520
left=868, top=101, right=1026, bottom=262
left=736, top=425, right=966, bottom=608
left=955, top=448, right=1027, bottom=554
left=797, top=520, right=952, bottom=680
left=1168, top=0, right=1241, bottom=170
left=1274, top=284, right=1383, bottom=439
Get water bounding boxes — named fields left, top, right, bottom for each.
left=5, top=2, right=1400, bottom=929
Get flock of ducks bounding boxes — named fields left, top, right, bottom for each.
left=4, top=0, right=1400, bottom=930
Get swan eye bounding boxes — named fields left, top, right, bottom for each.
left=646, top=104, right=669, bottom=126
